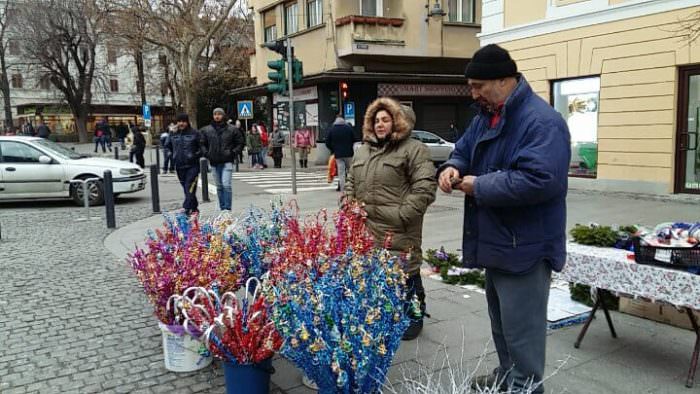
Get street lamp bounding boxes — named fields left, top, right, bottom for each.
left=426, top=0, right=446, bottom=21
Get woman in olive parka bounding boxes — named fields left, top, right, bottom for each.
left=345, top=97, right=437, bottom=340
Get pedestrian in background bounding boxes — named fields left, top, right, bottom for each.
left=345, top=97, right=437, bottom=341
left=258, top=121, right=270, bottom=168
left=235, top=119, right=245, bottom=165
left=200, top=108, right=244, bottom=211
left=437, top=44, right=570, bottom=394
left=94, top=119, right=109, bottom=153
left=166, top=113, right=201, bottom=216
left=247, top=124, right=263, bottom=169
left=160, top=126, right=175, bottom=174
left=36, top=120, right=51, bottom=139
left=270, top=124, right=285, bottom=169
left=325, top=114, right=354, bottom=192
left=130, top=126, right=146, bottom=168
left=293, top=126, right=314, bottom=168
left=116, top=121, right=129, bottom=149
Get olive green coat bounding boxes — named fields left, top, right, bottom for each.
left=346, top=97, right=437, bottom=274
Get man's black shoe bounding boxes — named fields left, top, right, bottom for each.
left=401, top=318, right=423, bottom=341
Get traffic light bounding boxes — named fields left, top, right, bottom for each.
left=340, top=81, right=349, bottom=100
left=267, top=59, right=287, bottom=94
left=292, top=59, right=303, bottom=84
left=329, top=89, right=339, bottom=112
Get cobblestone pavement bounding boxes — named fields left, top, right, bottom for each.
left=0, top=186, right=266, bottom=393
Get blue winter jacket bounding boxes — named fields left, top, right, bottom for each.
left=438, top=77, right=571, bottom=274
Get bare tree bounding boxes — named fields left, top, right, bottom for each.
left=105, top=0, right=148, bottom=105
left=0, top=2, right=14, bottom=129
left=125, top=0, right=244, bottom=127
left=15, top=0, right=106, bottom=143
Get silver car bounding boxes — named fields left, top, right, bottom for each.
left=410, top=130, right=455, bottom=164
left=0, top=136, right=146, bottom=206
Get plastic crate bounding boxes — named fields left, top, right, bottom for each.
left=633, top=237, right=700, bottom=270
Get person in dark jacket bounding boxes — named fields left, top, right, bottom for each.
left=116, top=121, right=129, bottom=149
left=36, top=121, right=51, bottom=139
left=166, top=113, right=201, bottom=215
left=94, top=118, right=111, bottom=153
left=160, top=125, right=175, bottom=174
left=200, top=108, right=245, bottom=211
left=437, top=44, right=571, bottom=394
left=131, top=126, right=147, bottom=168
left=269, top=124, right=285, bottom=168
left=325, top=115, right=354, bottom=192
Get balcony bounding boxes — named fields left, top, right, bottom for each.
left=335, top=15, right=407, bottom=57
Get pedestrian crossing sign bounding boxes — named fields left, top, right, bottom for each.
left=237, top=100, right=254, bottom=119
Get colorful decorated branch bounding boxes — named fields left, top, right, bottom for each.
left=264, top=201, right=415, bottom=393
left=128, top=214, right=240, bottom=324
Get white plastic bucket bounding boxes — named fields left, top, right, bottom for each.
left=159, top=322, right=213, bottom=372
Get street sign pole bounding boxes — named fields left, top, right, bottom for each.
left=287, top=37, right=297, bottom=195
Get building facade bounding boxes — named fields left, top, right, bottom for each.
left=480, top=0, right=700, bottom=194
left=3, top=44, right=172, bottom=141
left=235, top=0, right=482, bottom=144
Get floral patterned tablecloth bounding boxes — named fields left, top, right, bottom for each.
left=559, top=243, right=700, bottom=310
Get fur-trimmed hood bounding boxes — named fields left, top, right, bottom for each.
left=362, top=97, right=414, bottom=146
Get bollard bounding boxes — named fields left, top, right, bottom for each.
left=155, top=145, right=161, bottom=172
left=82, top=181, right=91, bottom=219
left=114, top=146, right=119, bottom=160
left=104, top=170, right=116, bottom=229
left=200, top=157, right=210, bottom=202
left=150, top=165, right=161, bottom=213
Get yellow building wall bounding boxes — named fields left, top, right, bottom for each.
left=503, top=0, right=547, bottom=28
left=500, top=7, right=700, bottom=190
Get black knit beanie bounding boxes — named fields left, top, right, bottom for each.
left=465, top=44, right=518, bottom=80
left=176, top=113, right=190, bottom=123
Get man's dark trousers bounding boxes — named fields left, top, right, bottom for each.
left=485, top=261, right=551, bottom=393
left=176, top=165, right=199, bottom=213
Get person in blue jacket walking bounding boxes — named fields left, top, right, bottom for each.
left=437, top=44, right=571, bottom=393
left=166, top=113, right=202, bottom=216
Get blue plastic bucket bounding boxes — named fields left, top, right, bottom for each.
left=223, top=358, right=274, bottom=394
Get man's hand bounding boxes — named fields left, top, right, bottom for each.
left=456, top=175, right=477, bottom=196
left=438, top=167, right=460, bottom=193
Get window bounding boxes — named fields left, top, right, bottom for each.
left=0, top=141, right=42, bottom=163
left=552, top=76, right=601, bottom=177
left=107, top=48, right=117, bottom=64
left=361, top=0, right=382, bottom=17
left=8, top=40, right=20, bottom=55
left=11, top=74, right=22, bottom=89
left=110, top=79, right=119, bottom=92
left=39, top=75, right=51, bottom=90
left=285, top=3, right=299, bottom=35
left=263, top=10, right=277, bottom=42
left=307, top=0, right=322, bottom=28
left=449, top=0, right=475, bottom=23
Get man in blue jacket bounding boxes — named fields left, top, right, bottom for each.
left=166, top=113, right=202, bottom=216
left=324, top=114, right=355, bottom=192
left=437, top=44, right=571, bottom=393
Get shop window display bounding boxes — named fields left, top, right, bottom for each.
left=552, top=77, right=600, bottom=177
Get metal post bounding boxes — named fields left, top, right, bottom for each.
left=82, top=181, right=91, bottom=220
left=150, top=165, right=160, bottom=213
left=200, top=157, right=210, bottom=203
left=286, top=37, right=297, bottom=195
left=104, top=171, right=116, bottom=229
left=114, top=146, right=119, bottom=160
left=155, top=145, right=161, bottom=172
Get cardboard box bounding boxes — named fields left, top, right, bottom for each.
left=619, top=297, right=699, bottom=331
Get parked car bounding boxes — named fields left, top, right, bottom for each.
left=0, top=136, right=146, bottom=206
left=411, top=130, right=455, bottom=164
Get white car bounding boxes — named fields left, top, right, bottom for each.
left=411, top=130, right=455, bottom=164
left=0, top=136, right=146, bottom=206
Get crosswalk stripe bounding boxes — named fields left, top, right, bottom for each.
left=231, top=170, right=335, bottom=194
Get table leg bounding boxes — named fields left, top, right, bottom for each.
left=685, top=308, right=700, bottom=388
left=598, top=289, right=617, bottom=339
left=574, top=294, right=600, bottom=349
